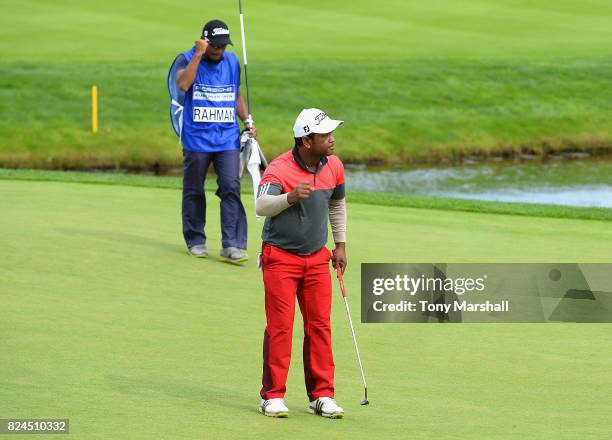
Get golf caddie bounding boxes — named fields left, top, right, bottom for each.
left=255, top=108, right=347, bottom=418
left=175, top=19, right=256, bottom=262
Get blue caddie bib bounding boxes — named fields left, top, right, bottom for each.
left=180, top=48, right=241, bottom=153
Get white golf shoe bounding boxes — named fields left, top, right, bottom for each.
left=259, top=398, right=289, bottom=418
left=308, top=397, right=344, bottom=419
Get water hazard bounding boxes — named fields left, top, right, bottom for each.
left=345, top=159, right=612, bottom=208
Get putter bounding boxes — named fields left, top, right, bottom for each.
left=336, top=267, right=369, bottom=405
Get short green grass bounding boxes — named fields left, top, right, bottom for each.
left=1, top=173, right=611, bottom=439
left=1, top=0, right=612, bottom=169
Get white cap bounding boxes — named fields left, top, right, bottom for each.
left=293, top=108, right=344, bottom=138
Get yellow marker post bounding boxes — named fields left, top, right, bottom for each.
left=91, top=85, right=98, bottom=133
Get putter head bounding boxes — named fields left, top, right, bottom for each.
left=360, top=399, right=369, bottom=406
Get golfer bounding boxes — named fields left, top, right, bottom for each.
left=175, top=19, right=256, bottom=262
left=255, top=108, right=347, bottom=418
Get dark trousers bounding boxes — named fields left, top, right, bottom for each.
left=182, top=149, right=247, bottom=249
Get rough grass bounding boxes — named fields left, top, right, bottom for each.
left=1, top=0, right=612, bottom=169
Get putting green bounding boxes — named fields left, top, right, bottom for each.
left=1, top=177, right=611, bottom=439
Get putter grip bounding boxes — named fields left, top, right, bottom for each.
left=336, top=268, right=348, bottom=298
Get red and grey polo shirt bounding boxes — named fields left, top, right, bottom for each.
left=258, top=147, right=345, bottom=254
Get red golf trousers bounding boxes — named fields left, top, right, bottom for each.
left=260, top=243, right=335, bottom=401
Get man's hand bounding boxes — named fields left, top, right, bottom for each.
left=332, top=242, right=347, bottom=273
left=287, top=181, right=311, bottom=204
left=195, top=38, right=209, bottom=57
left=243, top=115, right=257, bottom=137
left=246, top=122, right=257, bottom=137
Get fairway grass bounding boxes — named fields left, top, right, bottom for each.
left=1, top=177, right=611, bottom=439
left=1, top=0, right=612, bottom=169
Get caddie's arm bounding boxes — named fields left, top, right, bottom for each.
left=177, top=38, right=208, bottom=92
left=329, top=198, right=347, bottom=273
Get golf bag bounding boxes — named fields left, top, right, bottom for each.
left=167, top=56, right=185, bottom=138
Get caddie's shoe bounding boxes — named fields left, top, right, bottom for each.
left=308, top=397, right=344, bottom=419
left=187, top=244, right=208, bottom=257
left=259, top=398, right=289, bottom=418
left=220, top=247, right=248, bottom=263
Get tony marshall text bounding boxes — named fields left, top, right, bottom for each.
left=372, top=300, right=510, bottom=313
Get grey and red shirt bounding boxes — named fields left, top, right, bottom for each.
left=258, top=147, right=346, bottom=254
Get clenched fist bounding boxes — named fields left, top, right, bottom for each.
left=287, top=181, right=311, bottom=204
left=195, top=38, right=209, bottom=56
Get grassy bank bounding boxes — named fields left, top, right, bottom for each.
left=1, top=59, right=612, bottom=170
left=1, top=177, right=611, bottom=439
left=1, top=1, right=612, bottom=169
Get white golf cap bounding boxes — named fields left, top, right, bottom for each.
left=293, top=108, right=344, bottom=138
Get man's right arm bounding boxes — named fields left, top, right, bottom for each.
left=177, top=38, right=208, bottom=92
left=256, top=192, right=291, bottom=217
left=256, top=181, right=311, bottom=217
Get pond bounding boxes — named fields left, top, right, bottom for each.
left=345, top=159, right=612, bottom=208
